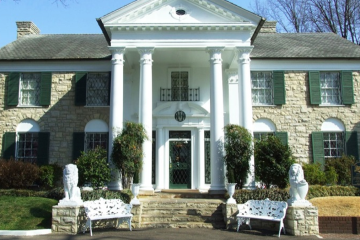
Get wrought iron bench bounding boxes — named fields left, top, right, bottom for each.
left=83, top=198, right=133, bottom=236
left=237, top=198, right=288, bottom=238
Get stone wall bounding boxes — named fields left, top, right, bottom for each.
left=285, top=206, right=319, bottom=236
left=253, top=71, right=360, bottom=163
left=0, top=73, right=109, bottom=166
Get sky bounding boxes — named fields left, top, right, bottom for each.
left=0, top=0, right=253, bottom=48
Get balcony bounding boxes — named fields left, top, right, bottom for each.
left=160, top=88, right=200, bottom=101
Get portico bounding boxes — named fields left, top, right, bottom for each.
left=98, top=0, right=262, bottom=192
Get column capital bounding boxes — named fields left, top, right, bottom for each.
left=225, top=69, right=239, bottom=84
left=138, top=47, right=154, bottom=65
left=207, top=47, right=224, bottom=64
left=110, top=47, right=126, bottom=65
left=236, top=46, right=254, bottom=64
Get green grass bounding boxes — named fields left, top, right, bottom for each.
left=0, top=196, right=57, bottom=230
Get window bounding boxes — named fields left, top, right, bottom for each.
left=253, top=119, right=288, bottom=145
left=72, top=119, right=109, bottom=160
left=6, top=72, right=52, bottom=106
left=20, top=73, right=41, bottom=106
left=171, top=71, right=189, bottom=101
left=251, top=71, right=285, bottom=106
left=309, top=71, right=354, bottom=105
left=75, top=72, right=110, bottom=106
left=312, top=118, right=359, bottom=167
left=2, top=119, right=50, bottom=165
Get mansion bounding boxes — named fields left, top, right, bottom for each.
left=0, top=0, right=359, bottom=192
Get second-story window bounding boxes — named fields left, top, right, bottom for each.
left=171, top=71, right=189, bottom=101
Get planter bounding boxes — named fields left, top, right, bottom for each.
left=130, top=183, right=140, bottom=205
left=226, top=183, right=237, bottom=204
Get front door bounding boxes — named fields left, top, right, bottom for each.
left=169, top=131, right=191, bottom=189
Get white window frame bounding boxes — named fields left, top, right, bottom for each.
left=19, top=73, right=41, bottom=106
left=320, top=71, right=342, bottom=105
left=168, top=68, right=191, bottom=101
left=251, top=71, right=274, bottom=106
left=84, top=119, right=109, bottom=152
left=253, top=118, right=276, bottom=140
left=321, top=118, right=345, bottom=158
left=16, top=119, right=40, bottom=163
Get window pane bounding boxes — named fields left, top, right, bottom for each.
left=17, top=132, right=39, bottom=163
left=251, top=71, right=273, bottom=105
left=323, top=132, right=344, bottom=158
left=320, top=72, right=341, bottom=105
left=85, top=133, right=108, bottom=152
left=86, top=73, right=110, bottom=106
left=20, top=73, right=41, bottom=106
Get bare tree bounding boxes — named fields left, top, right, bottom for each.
left=252, top=0, right=360, bottom=44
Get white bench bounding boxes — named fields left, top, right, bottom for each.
left=83, top=198, right=133, bottom=236
left=237, top=198, right=288, bottom=238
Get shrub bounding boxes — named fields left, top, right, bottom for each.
left=112, top=122, right=148, bottom=188
left=302, top=162, right=326, bottom=185
left=37, top=164, right=63, bottom=189
left=75, top=147, right=111, bottom=188
left=255, top=135, right=295, bottom=188
left=81, top=189, right=131, bottom=203
left=233, top=188, right=290, bottom=203
left=0, top=158, right=40, bottom=189
left=325, top=155, right=355, bottom=185
left=307, top=185, right=360, bottom=199
left=224, top=124, right=253, bottom=189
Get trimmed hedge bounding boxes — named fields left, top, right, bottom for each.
left=232, top=185, right=360, bottom=203
left=0, top=188, right=132, bottom=203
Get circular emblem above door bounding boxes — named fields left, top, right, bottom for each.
left=175, top=111, right=186, bottom=122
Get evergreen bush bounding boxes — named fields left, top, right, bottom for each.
left=223, top=124, right=253, bottom=189
left=0, top=158, right=40, bottom=189
left=37, top=164, right=63, bottom=189
left=325, top=155, right=355, bottom=185
left=254, top=135, right=295, bottom=188
left=75, top=147, right=111, bottom=188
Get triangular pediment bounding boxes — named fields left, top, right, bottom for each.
left=100, top=0, right=260, bottom=25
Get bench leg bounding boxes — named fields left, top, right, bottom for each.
left=278, top=220, right=285, bottom=238
left=128, top=217, right=132, bottom=231
left=237, top=217, right=251, bottom=232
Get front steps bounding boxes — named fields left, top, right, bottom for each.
left=133, top=191, right=226, bottom=229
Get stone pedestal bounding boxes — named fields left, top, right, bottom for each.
left=223, top=203, right=238, bottom=230
left=284, top=206, right=319, bottom=236
left=52, top=205, right=85, bottom=235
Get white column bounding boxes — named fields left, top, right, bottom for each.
left=207, top=47, right=226, bottom=193
left=225, top=70, right=239, bottom=125
left=138, top=47, right=154, bottom=193
left=237, top=47, right=255, bottom=189
left=197, top=128, right=205, bottom=191
left=108, top=47, right=125, bottom=190
left=155, top=127, right=165, bottom=191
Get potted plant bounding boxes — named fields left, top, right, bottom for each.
left=111, top=122, right=148, bottom=205
left=224, top=124, right=253, bottom=204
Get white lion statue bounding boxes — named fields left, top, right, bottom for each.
left=58, top=164, right=83, bottom=206
left=288, top=163, right=311, bottom=206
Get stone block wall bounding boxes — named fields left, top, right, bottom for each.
left=253, top=71, right=360, bottom=163
left=284, top=206, right=319, bottom=236
left=0, top=73, right=109, bottom=166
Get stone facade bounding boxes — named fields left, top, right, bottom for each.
left=253, top=71, right=360, bottom=163
left=284, top=206, right=319, bottom=236
left=0, top=71, right=359, bottom=165
left=0, top=73, right=109, bottom=166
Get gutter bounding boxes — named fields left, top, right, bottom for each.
left=97, top=18, right=111, bottom=46
left=251, top=17, right=266, bottom=45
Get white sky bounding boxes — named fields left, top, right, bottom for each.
left=0, top=0, right=253, bottom=48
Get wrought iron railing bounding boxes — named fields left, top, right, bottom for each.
left=160, top=88, right=200, bottom=101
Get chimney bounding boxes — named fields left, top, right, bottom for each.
left=16, top=21, right=40, bottom=39
left=260, top=21, right=277, bottom=33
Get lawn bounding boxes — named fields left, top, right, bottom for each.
left=0, top=196, right=57, bottom=230
left=309, top=196, right=360, bottom=216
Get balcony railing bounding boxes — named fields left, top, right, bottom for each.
left=160, top=88, right=200, bottom=101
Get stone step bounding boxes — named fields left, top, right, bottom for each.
left=141, top=208, right=223, bottom=217
left=139, top=190, right=225, bottom=199
left=140, top=222, right=226, bottom=229
left=141, top=214, right=224, bottom=223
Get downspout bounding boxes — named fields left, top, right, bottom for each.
left=251, top=18, right=266, bottom=45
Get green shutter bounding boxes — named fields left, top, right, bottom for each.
left=312, top=132, right=325, bottom=168
left=275, top=132, right=288, bottom=146
left=75, top=72, right=87, bottom=106
left=273, top=71, right=286, bottom=105
left=40, top=72, right=52, bottom=106
left=346, top=131, right=359, bottom=161
left=37, top=132, right=50, bottom=166
left=108, top=72, right=111, bottom=106
left=2, top=132, right=16, bottom=159
left=6, top=73, right=20, bottom=106
left=309, top=71, right=321, bottom=105
left=73, top=132, right=85, bottom=161
left=341, top=71, right=354, bottom=105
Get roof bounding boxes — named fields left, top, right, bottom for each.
left=1, top=32, right=360, bottom=61
left=252, top=32, right=360, bottom=59
left=0, top=34, right=111, bottom=60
